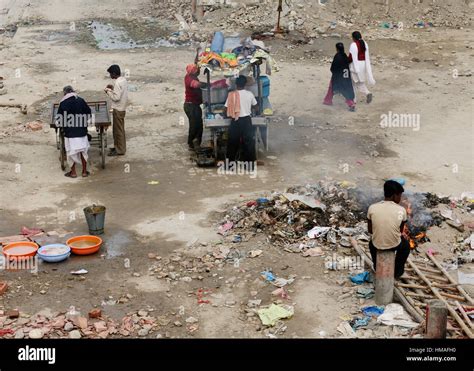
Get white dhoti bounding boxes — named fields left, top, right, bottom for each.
left=65, top=136, right=89, bottom=166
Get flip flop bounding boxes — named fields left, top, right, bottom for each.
left=82, top=171, right=90, bottom=178
left=64, top=171, right=77, bottom=178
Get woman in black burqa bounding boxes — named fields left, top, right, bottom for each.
left=323, top=42, right=356, bottom=111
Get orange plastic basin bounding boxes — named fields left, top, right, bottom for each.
left=2, top=241, right=39, bottom=260
left=66, top=235, right=102, bottom=255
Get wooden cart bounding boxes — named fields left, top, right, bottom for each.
left=50, top=100, right=111, bottom=170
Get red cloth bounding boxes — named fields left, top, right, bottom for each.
left=323, top=79, right=355, bottom=108
left=348, top=40, right=366, bottom=63
left=184, top=74, right=202, bottom=104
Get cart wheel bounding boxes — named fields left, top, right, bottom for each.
left=59, top=133, right=66, bottom=171
left=100, top=131, right=106, bottom=169
left=55, top=129, right=61, bottom=150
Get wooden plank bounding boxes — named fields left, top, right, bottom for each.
left=425, top=252, right=474, bottom=306
left=417, top=265, right=443, bottom=275
left=407, top=258, right=473, bottom=338
left=396, top=283, right=428, bottom=290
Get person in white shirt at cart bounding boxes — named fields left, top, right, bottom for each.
left=224, top=75, right=258, bottom=170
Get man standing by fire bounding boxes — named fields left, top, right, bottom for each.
left=367, top=180, right=411, bottom=279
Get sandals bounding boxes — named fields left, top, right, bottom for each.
left=82, top=171, right=90, bottom=178
left=64, top=171, right=77, bottom=178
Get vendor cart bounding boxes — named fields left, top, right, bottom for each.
left=196, top=33, right=277, bottom=166
left=50, top=100, right=111, bottom=170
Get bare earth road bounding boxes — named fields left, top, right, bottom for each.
left=0, top=0, right=472, bottom=338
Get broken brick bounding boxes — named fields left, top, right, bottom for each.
left=0, top=282, right=8, bottom=295
left=88, top=309, right=102, bottom=319
left=6, top=309, right=19, bottom=319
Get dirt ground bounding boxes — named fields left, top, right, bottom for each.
left=0, top=0, right=472, bottom=339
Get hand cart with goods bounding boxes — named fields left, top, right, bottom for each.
left=50, top=100, right=111, bottom=170
left=195, top=31, right=278, bottom=167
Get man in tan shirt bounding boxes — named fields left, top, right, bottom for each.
left=104, top=64, right=128, bottom=156
left=367, top=180, right=410, bottom=279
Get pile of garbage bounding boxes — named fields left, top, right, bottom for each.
left=220, top=181, right=370, bottom=250
left=217, top=181, right=473, bottom=255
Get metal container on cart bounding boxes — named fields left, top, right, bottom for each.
left=201, top=87, right=228, bottom=105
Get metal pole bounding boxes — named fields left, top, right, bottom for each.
left=254, top=64, right=263, bottom=116
left=375, top=250, right=395, bottom=305
left=205, top=69, right=211, bottom=114
left=425, top=300, right=448, bottom=339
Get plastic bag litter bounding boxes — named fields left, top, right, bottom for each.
left=464, top=233, right=474, bottom=250
left=327, top=230, right=337, bottom=244
left=377, top=303, right=419, bottom=328
left=350, top=271, right=372, bottom=284
left=218, top=222, right=234, bottom=235
left=272, top=287, right=290, bottom=299
left=257, top=304, right=294, bottom=326
left=272, top=277, right=295, bottom=287
left=261, top=270, right=275, bottom=282
left=356, top=287, right=375, bottom=299
left=362, top=306, right=384, bottom=317
left=307, top=226, right=331, bottom=239
left=351, top=316, right=371, bottom=329
left=281, top=193, right=326, bottom=211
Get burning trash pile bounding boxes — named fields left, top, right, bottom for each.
left=217, top=181, right=466, bottom=255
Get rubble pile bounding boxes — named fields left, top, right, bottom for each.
left=145, top=0, right=473, bottom=42
left=0, top=307, right=169, bottom=339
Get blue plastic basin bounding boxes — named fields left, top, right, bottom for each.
left=37, top=244, right=71, bottom=263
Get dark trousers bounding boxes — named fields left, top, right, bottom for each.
left=369, top=238, right=410, bottom=278
left=184, top=103, right=203, bottom=148
left=226, top=116, right=256, bottom=163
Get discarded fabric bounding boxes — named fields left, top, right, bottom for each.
left=257, top=304, right=293, bottom=326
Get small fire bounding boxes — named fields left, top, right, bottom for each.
left=401, top=198, right=428, bottom=249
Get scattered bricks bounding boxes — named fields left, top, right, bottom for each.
left=6, top=309, right=19, bottom=319
left=0, top=281, right=8, bottom=295
left=88, top=309, right=102, bottom=319
left=93, top=321, right=107, bottom=333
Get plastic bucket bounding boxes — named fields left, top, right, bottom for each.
left=83, top=205, right=106, bottom=235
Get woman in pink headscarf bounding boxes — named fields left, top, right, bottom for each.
left=184, top=48, right=208, bottom=150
